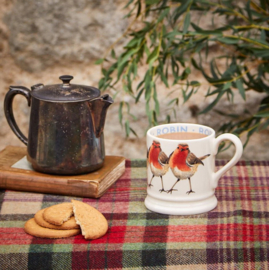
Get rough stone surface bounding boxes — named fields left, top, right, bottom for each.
left=0, top=0, right=268, bottom=162
left=4, top=0, right=127, bottom=72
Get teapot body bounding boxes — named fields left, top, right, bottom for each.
left=27, top=98, right=105, bottom=174
left=4, top=75, right=113, bottom=175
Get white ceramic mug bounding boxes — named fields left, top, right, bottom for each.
left=145, top=123, right=243, bottom=215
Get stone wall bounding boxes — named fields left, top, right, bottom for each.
left=0, top=0, right=268, bottom=160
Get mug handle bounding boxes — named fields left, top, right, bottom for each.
left=4, top=86, right=31, bottom=145
left=211, top=134, right=243, bottom=189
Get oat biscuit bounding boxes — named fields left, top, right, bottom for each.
left=24, top=218, right=80, bottom=238
left=35, top=208, right=79, bottom=230
left=72, top=199, right=108, bottom=240
left=43, top=202, right=73, bottom=225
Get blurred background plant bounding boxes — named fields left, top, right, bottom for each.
left=96, top=0, right=269, bottom=147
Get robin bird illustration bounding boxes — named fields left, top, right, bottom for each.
left=168, top=144, right=210, bottom=194
left=147, top=140, right=169, bottom=192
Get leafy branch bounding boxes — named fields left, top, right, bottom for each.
left=96, top=0, right=269, bottom=142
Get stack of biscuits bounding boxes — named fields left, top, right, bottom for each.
left=24, top=200, right=108, bottom=240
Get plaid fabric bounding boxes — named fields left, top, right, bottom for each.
left=0, top=160, right=269, bottom=270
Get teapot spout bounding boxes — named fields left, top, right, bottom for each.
left=89, top=94, right=113, bottom=138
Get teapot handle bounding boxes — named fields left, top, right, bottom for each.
left=4, top=86, right=31, bottom=145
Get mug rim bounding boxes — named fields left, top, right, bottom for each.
left=147, top=123, right=215, bottom=142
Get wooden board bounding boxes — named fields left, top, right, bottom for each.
left=0, top=146, right=125, bottom=198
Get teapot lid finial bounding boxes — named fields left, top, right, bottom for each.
left=59, top=75, right=73, bottom=86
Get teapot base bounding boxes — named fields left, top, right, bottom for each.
left=29, top=158, right=104, bottom=175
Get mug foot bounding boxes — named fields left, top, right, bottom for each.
left=144, top=194, right=217, bottom=215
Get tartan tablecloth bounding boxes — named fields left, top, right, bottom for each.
left=0, top=159, right=269, bottom=270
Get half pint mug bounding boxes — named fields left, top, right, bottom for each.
left=145, top=123, right=243, bottom=215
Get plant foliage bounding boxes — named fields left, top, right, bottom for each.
left=96, top=0, right=269, bottom=144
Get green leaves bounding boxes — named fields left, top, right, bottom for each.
left=146, top=47, right=159, bottom=66
left=183, top=13, right=191, bottom=34
left=94, top=58, right=105, bottom=65
left=157, top=7, right=170, bottom=24
left=145, top=0, right=159, bottom=4
left=191, top=23, right=228, bottom=35
left=118, top=48, right=139, bottom=67
left=95, top=0, right=269, bottom=143
left=201, top=91, right=226, bottom=114
left=218, top=37, right=239, bottom=44
left=173, top=0, right=192, bottom=23
left=255, top=110, right=269, bottom=117
left=235, top=78, right=246, bottom=100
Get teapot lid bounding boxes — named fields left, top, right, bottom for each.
left=30, top=75, right=100, bottom=102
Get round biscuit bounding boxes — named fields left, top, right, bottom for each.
left=43, top=202, right=73, bottom=225
left=24, top=218, right=80, bottom=238
left=72, top=199, right=108, bottom=240
left=35, top=209, right=79, bottom=230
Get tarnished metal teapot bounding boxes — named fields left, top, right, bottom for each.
left=4, top=75, right=113, bottom=175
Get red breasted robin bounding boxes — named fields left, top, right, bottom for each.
left=147, top=140, right=169, bottom=192
left=168, top=144, right=210, bottom=194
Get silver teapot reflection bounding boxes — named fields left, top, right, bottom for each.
left=4, top=75, right=113, bottom=175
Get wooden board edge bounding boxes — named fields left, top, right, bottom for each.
left=96, top=158, right=126, bottom=198
left=0, top=146, right=127, bottom=199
